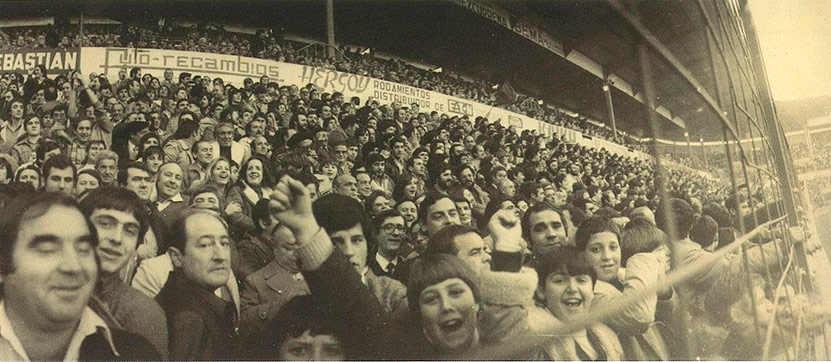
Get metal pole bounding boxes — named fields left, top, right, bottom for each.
left=603, top=80, right=619, bottom=142
left=637, top=42, right=690, bottom=360
left=325, top=0, right=336, bottom=59
left=723, top=127, right=764, bottom=348
left=741, top=4, right=799, bottom=227
left=685, top=131, right=693, bottom=160
left=79, top=12, right=84, bottom=43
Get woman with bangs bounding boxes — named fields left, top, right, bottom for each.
left=576, top=216, right=672, bottom=360
left=199, top=157, right=233, bottom=200
left=392, top=172, right=420, bottom=204
left=533, top=246, right=624, bottom=360
left=402, top=253, right=484, bottom=358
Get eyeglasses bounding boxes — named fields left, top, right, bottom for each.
left=382, top=224, right=406, bottom=234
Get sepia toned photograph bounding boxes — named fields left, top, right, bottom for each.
left=0, top=0, right=829, bottom=360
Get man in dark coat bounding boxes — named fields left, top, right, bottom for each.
left=156, top=210, right=240, bottom=360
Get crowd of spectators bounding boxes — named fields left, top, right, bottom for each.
left=0, top=21, right=646, bottom=150
left=0, top=20, right=823, bottom=361
left=791, top=132, right=831, bottom=174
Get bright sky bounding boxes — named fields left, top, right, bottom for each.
left=748, top=0, right=831, bottom=102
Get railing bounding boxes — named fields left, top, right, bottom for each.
left=470, top=0, right=823, bottom=359
left=296, top=42, right=352, bottom=63
left=464, top=215, right=820, bottom=360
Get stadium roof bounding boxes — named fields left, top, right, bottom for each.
left=0, top=1, right=766, bottom=142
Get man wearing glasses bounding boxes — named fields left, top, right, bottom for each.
left=369, top=209, right=406, bottom=278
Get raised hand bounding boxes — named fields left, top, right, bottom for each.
left=488, top=209, right=525, bottom=252
left=224, top=202, right=243, bottom=215
left=269, top=175, right=319, bottom=243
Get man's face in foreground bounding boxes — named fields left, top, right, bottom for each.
left=4, top=205, right=97, bottom=329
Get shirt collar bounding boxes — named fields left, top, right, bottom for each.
left=375, top=253, right=397, bottom=272
left=360, top=266, right=369, bottom=285
left=159, top=193, right=184, bottom=204
left=0, top=301, right=119, bottom=361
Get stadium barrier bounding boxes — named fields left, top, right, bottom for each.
left=464, top=215, right=821, bottom=360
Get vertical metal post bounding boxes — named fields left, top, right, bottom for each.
left=684, top=131, right=693, bottom=160
left=603, top=80, right=619, bottom=143
left=741, top=5, right=798, bottom=227
left=325, top=0, right=336, bottom=59
left=723, top=126, right=764, bottom=347
left=637, top=42, right=690, bottom=360
left=79, top=12, right=84, bottom=43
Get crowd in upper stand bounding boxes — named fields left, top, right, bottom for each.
left=0, top=21, right=646, bottom=150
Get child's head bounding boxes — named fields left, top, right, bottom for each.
left=690, top=215, right=718, bottom=251
left=621, top=222, right=670, bottom=270
left=263, top=295, right=344, bottom=360
left=575, top=216, right=621, bottom=282
left=534, top=246, right=596, bottom=322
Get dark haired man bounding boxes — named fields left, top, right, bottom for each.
left=80, top=186, right=169, bottom=359
left=521, top=203, right=569, bottom=263
left=418, top=192, right=461, bottom=236
left=237, top=199, right=279, bottom=280
left=119, top=162, right=166, bottom=259
left=42, top=154, right=75, bottom=196
left=386, top=136, right=408, bottom=181
left=310, top=193, right=407, bottom=315
left=366, top=153, right=393, bottom=194
left=0, top=192, right=158, bottom=360
left=428, top=162, right=454, bottom=195
left=369, top=209, right=406, bottom=277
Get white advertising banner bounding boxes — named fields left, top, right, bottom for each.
left=80, top=47, right=289, bottom=85
left=81, top=47, right=649, bottom=160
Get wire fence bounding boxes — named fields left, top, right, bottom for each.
left=463, top=0, right=828, bottom=359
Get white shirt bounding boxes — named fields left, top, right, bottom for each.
left=375, top=253, right=398, bottom=274
left=155, top=193, right=184, bottom=212
left=128, top=141, right=138, bottom=160
left=360, top=266, right=370, bottom=285
left=0, top=302, right=118, bottom=361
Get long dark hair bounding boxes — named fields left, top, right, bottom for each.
left=238, top=155, right=275, bottom=189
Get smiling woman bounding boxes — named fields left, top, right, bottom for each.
left=407, top=254, right=482, bottom=357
